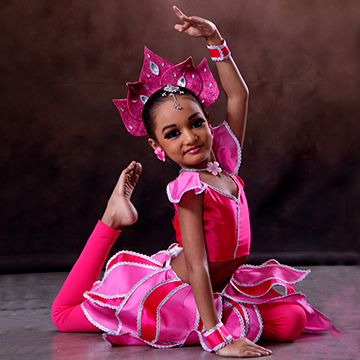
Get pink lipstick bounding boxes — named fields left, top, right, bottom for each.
left=185, top=145, right=202, bottom=154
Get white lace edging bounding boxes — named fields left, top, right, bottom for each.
left=253, top=305, right=263, bottom=343
left=106, top=249, right=164, bottom=269
left=136, top=277, right=186, bottom=338
left=223, top=299, right=246, bottom=338
left=233, top=183, right=242, bottom=259
left=239, top=259, right=311, bottom=273
left=81, top=302, right=115, bottom=334
left=213, top=120, right=242, bottom=176
left=166, top=178, right=208, bottom=204
left=154, top=283, right=190, bottom=343
left=207, top=184, right=239, bottom=202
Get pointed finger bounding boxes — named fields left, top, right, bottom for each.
left=173, top=5, right=188, bottom=21
left=173, top=6, right=197, bottom=28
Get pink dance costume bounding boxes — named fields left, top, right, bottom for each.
left=52, top=122, right=333, bottom=350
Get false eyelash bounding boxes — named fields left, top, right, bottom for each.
left=164, top=129, right=180, bottom=139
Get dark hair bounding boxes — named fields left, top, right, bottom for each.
left=142, top=87, right=206, bottom=140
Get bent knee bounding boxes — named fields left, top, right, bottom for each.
left=260, top=303, right=307, bottom=342
left=51, top=302, right=100, bottom=332
left=51, top=304, right=69, bottom=332
left=282, top=304, right=307, bottom=341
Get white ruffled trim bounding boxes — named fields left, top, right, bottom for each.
left=83, top=291, right=123, bottom=310
left=81, top=302, right=114, bottom=334
left=87, top=259, right=164, bottom=299
left=238, top=258, right=311, bottom=273
left=223, top=291, right=308, bottom=307
left=95, top=296, right=260, bottom=350
left=223, top=299, right=246, bottom=338
left=82, top=267, right=170, bottom=335
left=207, top=39, right=231, bottom=62
left=218, top=295, right=224, bottom=325
left=203, top=321, right=234, bottom=353
left=81, top=244, right=189, bottom=336
left=137, top=276, right=184, bottom=339
left=230, top=277, right=307, bottom=299
left=213, top=120, right=242, bottom=176
left=203, top=321, right=224, bottom=337
left=231, top=271, right=309, bottom=289
left=166, top=176, right=208, bottom=204
left=243, top=304, right=250, bottom=337
left=106, top=249, right=164, bottom=269
left=155, top=283, right=190, bottom=343
left=207, top=184, right=239, bottom=202
left=235, top=259, right=311, bottom=276
left=232, top=178, right=242, bottom=259
left=231, top=260, right=311, bottom=289
left=253, top=305, right=263, bottom=343
left=103, top=331, right=181, bottom=349
left=116, top=267, right=172, bottom=335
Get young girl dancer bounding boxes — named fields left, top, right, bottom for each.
left=52, top=6, right=333, bottom=357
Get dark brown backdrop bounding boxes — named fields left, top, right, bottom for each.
left=3, top=0, right=360, bottom=273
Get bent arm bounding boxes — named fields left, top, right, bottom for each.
left=177, top=191, right=219, bottom=331
left=206, top=31, right=249, bottom=147
left=173, top=6, right=249, bottom=147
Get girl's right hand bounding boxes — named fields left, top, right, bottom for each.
left=173, top=6, right=221, bottom=44
left=217, top=338, right=272, bottom=358
left=101, top=161, right=142, bottom=229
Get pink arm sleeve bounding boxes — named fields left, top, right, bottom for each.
left=51, top=220, right=120, bottom=332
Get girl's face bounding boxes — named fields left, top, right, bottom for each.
left=149, top=95, right=214, bottom=169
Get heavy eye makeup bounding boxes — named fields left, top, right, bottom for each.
left=163, top=115, right=206, bottom=140
left=164, top=128, right=180, bottom=139
left=191, top=117, right=205, bottom=128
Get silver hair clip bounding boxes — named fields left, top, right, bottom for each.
left=162, top=85, right=184, bottom=109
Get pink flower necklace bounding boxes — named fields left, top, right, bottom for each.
left=180, top=161, right=223, bottom=176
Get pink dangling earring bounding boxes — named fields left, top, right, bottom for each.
left=209, top=124, right=214, bottom=137
left=154, top=147, right=166, bottom=162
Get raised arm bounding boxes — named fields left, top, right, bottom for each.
left=173, top=6, right=249, bottom=147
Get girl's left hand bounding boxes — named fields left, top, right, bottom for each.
left=217, top=338, right=272, bottom=358
left=173, top=6, right=219, bottom=42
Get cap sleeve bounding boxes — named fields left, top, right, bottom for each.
left=166, top=171, right=207, bottom=204
left=213, top=121, right=242, bottom=175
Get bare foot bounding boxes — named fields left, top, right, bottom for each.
left=101, top=161, right=142, bottom=229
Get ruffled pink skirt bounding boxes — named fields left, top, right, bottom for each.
left=81, top=244, right=332, bottom=350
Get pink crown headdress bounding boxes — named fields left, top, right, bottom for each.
left=113, top=47, right=219, bottom=136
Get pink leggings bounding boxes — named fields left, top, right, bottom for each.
left=51, top=221, right=306, bottom=341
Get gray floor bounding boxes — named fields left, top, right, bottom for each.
left=1, top=266, right=359, bottom=360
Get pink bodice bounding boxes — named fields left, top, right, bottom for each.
left=166, top=121, right=251, bottom=262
